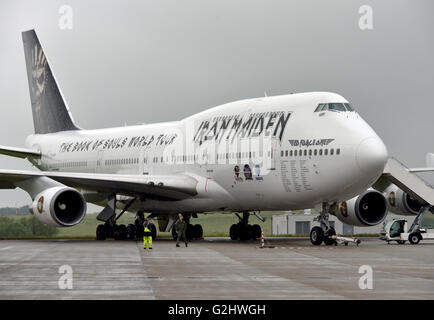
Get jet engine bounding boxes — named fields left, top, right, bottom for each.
left=332, top=189, right=388, bottom=226
left=32, top=186, right=87, bottom=227
left=383, top=184, right=422, bottom=215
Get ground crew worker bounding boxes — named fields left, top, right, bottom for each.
left=143, top=218, right=154, bottom=250
left=175, top=214, right=188, bottom=247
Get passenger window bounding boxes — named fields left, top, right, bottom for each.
left=290, top=150, right=293, bottom=157
left=337, top=148, right=341, bottom=155
left=330, top=149, right=334, bottom=155
left=324, top=149, right=328, bottom=156
left=304, top=150, right=307, bottom=156
left=294, top=150, right=298, bottom=156
left=314, top=149, right=317, bottom=156
left=319, top=149, right=323, bottom=156
left=309, top=150, right=312, bottom=156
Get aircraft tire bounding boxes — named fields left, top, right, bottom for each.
left=409, top=232, right=421, bottom=245
left=239, top=224, right=252, bottom=241
left=230, top=224, right=239, bottom=240
left=323, top=227, right=336, bottom=246
left=135, top=219, right=144, bottom=239
left=118, top=224, right=127, bottom=240
left=96, top=224, right=106, bottom=240
left=126, top=224, right=136, bottom=240
left=193, top=224, right=203, bottom=239
left=251, top=224, right=262, bottom=240
left=310, top=226, right=324, bottom=245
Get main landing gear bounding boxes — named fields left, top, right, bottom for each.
left=95, top=196, right=157, bottom=241
left=310, top=203, right=336, bottom=246
left=229, top=212, right=263, bottom=241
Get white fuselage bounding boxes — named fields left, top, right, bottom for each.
left=25, top=92, right=388, bottom=214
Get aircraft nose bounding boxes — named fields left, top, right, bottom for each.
left=356, top=137, right=388, bottom=175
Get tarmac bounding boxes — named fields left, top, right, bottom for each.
left=0, top=237, right=433, bottom=299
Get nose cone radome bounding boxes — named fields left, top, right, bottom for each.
left=356, top=137, right=388, bottom=175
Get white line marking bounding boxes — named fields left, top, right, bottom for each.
left=0, top=246, right=13, bottom=251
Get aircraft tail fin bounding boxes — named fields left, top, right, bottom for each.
left=22, top=29, right=79, bottom=134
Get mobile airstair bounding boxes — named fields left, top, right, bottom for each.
left=380, top=158, right=434, bottom=244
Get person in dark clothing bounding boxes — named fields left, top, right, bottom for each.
left=175, top=214, right=188, bottom=247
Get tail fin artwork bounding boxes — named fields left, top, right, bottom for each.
left=22, top=29, right=79, bottom=134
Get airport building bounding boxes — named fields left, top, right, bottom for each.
left=271, top=211, right=417, bottom=235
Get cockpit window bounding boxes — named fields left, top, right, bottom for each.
left=344, top=103, right=354, bottom=111
left=328, top=103, right=346, bottom=112
left=315, top=103, right=355, bottom=112
left=314, top=104, right=325, bottom=112
left=320, top=104, right=328, bottom=111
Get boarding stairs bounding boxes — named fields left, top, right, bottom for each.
left=382, top=158, right=434, bottom=231
left=382, top=157, right=434, bottom=208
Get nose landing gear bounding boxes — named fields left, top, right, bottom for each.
left=310, top=203, right=337, bottom=246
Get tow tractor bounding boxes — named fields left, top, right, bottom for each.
left=380, top=205, right=434, bottom=244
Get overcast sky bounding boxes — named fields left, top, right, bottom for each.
left=0, top=0, right=433, bottom=207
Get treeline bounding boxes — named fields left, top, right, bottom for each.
left=0, top=206, right=30, bottom=216
left=0, top=216, right=58, bottom=237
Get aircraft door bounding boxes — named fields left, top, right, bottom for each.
left=265, top=137, right=278, bottom=171
left=142, top=147, right=153, bottom=175
left=96, top=150, right=104, bottom=173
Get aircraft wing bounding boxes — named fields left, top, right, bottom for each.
left=0, top=169, right=198, bottom=200
left=0, top=145, right=41, bottom=159
left=408, top=168, right=434, bottom=173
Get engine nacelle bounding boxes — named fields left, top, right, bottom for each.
left=383, top=184, right=422, bottom=216
left=32, top=187, right=87, bottom=227
left=332, top=189, right=388, bottom=227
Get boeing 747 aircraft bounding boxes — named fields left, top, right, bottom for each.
left=0, top=30, right=430, bottom=245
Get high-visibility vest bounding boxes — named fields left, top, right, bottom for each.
left=144, top=225, right=152, bottom=236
